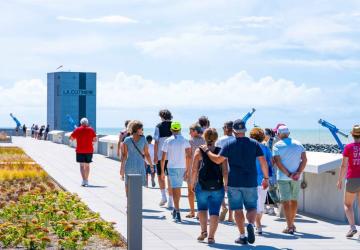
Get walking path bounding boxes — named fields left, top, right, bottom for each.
left=7, top=137, right=360, bottom=249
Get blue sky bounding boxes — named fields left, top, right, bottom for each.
left=0, top=0, right=359, bottom=130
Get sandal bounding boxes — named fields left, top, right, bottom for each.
left=282, top=227, right=294, bottom=235
left=197, top=231, right=208, bottom=241
left=208, top=237, right=215, bottom=244
left=186, top=213, right=195, bottom=218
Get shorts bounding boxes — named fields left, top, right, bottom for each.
left=167, top=168, right=185, bottom=188
left=156, top=160, right=168, bottom=176
left=278, top=180, right=300, bottom=202
left=195, top=184, right=224, bottom=216
left=346, top=178, right=360, bottom=193
left=146, top=165, right=156, bottom=175
left=76, top=153, right=93, bottom=163
left=227, top=186, right=258, bottom=211
left=257, top=186, right=268, bottom=213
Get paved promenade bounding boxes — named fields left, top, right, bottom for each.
left=7, top=137, right=360, bottom=249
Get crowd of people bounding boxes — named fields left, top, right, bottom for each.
left=30, top=124, right=50, bottom=140
left=68, top=110, right=360, bottom=245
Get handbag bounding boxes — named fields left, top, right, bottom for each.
left=268, top=184, right=280, bottom=204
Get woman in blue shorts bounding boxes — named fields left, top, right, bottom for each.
left=191, top=128, right=228, bottom=244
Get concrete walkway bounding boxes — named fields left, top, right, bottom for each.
left=7, top=137, right=360, bottom=250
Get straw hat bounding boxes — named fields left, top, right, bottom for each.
left=351, top=125, right=360, bottom=136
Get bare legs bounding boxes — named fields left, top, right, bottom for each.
left=255, top=213, right=263, bottom=229
left=282, top=200, right=298, bottom=229
left=234, top=209, right=256, bottom=235
left=80, top=163, right=90, bottom=181
left=172, top=188, right=181, bottom=210
left=198, top=211, right=219, bottom=239
left=344, top=192, right=357, bottom=227
left=167, top=177, right=173, bottom=197
left=187, top=186, right=195, bottom=216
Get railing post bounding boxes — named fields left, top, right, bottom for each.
left=127, top=174, right=142, bottom=250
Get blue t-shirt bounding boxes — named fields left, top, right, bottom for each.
left=256, top=144, right=273, bottom=186
left=220, top=137, right=264, bottom=187
left=273, top=137, right=305, bottom=181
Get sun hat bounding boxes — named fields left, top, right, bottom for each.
left=171, top=121, right=181, bottom=131
left=277, top=125, right=290, bottom=135
left=351, top=125, right=360, bottom=136
left=273, top=123, right=286, bottom=134
left=233, top=119, right=247, bottom=133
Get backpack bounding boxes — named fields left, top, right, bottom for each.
left=198, top=147, right=223, bottom=191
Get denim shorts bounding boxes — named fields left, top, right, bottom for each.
left=195, top=184, right=225, bottom=216
left=227, top=186, right=258, bottom=211
left=167, top=168, right=185, bottom=188
left=278, top=180, right=300, bottom=202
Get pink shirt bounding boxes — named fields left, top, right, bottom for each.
left=343, top=142, right=360, bottom=179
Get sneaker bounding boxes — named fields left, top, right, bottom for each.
left=175, top=212, right=181, bottom=223
left=256, top=227, right=263, bottom=235
left=247, top=224, right=255, bottom=244
left=81, top=180, right=88, bottom=187
left=159, top=198, right=167, bottom=206
left=235, top=236, right=248, bottom=245
left=346, top=228, right=357, bottom=238
left=172, top=209, right=177, bottom=220
left=268, top=207, right=276, bottom=216
left=219, top=207, right=228, bottom=222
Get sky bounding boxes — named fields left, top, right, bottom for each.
left=0, top=0, right=359, bottom=130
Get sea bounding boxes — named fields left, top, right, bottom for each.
left=97, top=128, right=352, bottom=145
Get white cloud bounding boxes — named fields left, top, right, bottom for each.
left=283, top=17, right=359, bottom=53
left=57, top=15, right=138, bottom=24
left=0, top=79, right=46, bottom=108
left=268, top=59, right=360, bottom=70
left=1, top=71, right=359, bottom=128
left=99, top=71, right=320, bottom=109
left=136, top=32, right=257, bottom=57
left=0, top=79, right=47, bottom=126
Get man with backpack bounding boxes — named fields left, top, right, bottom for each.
left=200, top=119, right=269, bottom=245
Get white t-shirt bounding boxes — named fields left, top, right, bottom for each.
left=162, top=134, right=191, bottom=169
left=146, top=143, right=155, bottom=165
left=215, top=135, right=236, bottom=148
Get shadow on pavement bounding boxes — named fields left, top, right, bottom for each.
left=142, top=209, right=163, bottom=213
left=142, top=215, right=166, bottom=220
left=180, top=220, right=200, bottom=226
left=84, top=185, right=107, bottom=188
left=207, top=242, right=289, bottom=250
left=274, top=218, right=318, bottom=224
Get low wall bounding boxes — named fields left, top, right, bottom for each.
left=298, top=153, right=359, bottom=224
left=0, top=128, right=25, bottom=137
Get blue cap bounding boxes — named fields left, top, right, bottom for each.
left=233, top=119, right=247, bottom=133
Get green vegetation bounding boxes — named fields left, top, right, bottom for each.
left=0, top=147, right=125, bottom=249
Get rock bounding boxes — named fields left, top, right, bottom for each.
left=303, top=144, right=342, bottom=154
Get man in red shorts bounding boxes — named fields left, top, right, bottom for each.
left=70, top=118, right=97, bottom=187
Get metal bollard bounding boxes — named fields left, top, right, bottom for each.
left=127, top=174, right=142, bottom=250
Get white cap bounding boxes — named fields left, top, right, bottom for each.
left=277, top=125, right=290, bottom=135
